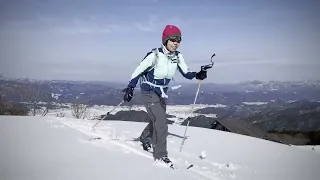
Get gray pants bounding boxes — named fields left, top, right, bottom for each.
left=139, top=91, right=168, bottom=159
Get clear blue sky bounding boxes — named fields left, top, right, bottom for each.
left=0, top=0, right=319, bottom=84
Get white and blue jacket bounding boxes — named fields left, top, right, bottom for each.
left=128, top=45, right=197, bottom=98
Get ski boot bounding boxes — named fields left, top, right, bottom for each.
left=141, top=141, right=152, bottom=152
left=154, top=156, right=175, bottom=169
left=140, top=136, right=152, bottom=152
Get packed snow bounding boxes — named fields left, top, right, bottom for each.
left=0, top=115, right=319, bottom=180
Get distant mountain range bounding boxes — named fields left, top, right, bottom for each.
left=1, top=78, right=319, bottom=106
left=193, top=100, right=320, bottom=132
left=1, top=77, right=319, bottom=142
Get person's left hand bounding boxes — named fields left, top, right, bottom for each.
left=195, top=70, right=207, bottom=80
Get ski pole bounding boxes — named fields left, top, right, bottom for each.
left=179, top=80, right=202, bottom=152
left=91, top=100, right=124, bottom=130
left=179, top=53, right=216, bottom=152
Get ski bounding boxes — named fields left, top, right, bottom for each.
left=171, top=163, right=194, bottom=170
left=88, top=136, right=194, bottom=170
left=155, top=162, right=193, bottom=170
left=187, top=164, right=194, bottom=169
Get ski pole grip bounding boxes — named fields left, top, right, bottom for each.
left=201, top=65, right=211, bottom=71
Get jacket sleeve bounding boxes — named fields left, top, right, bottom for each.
left=128, top=52, right=155, bottom=88
left=177, top=53, right=197, bottom=79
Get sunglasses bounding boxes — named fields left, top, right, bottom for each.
left=169, top=37, right=182, bottom=43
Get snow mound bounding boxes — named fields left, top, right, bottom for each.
left=0, top=116, right=319, bottom=180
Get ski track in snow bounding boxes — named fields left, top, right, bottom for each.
left=50, top=118, right=242, bottom=180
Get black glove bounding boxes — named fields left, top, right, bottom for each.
left=122, top=86, right=134, bottom=102
left=195, top=70, right=207, bottom=80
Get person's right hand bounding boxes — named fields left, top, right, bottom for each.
left=122, top=86, right=134, bottom=102
left=195, top=70, right=207, bottom=80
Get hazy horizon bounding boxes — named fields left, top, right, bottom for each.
left=1, top=74, right=319, bottom=86
left=1, top=0, right=319, bottom=84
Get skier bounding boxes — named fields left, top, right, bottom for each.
left=122, top=25, right=207, bottom=167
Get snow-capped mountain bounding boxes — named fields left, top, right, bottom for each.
left=238, top=80, right=320, bottom=91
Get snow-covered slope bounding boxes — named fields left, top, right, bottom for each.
left=0, top=116, right=319, bottom=180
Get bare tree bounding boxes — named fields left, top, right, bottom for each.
left=0, top=86, right=12, bottom=115
left=71, top=100, right=88, bottom=119
left=41, top=91, right=55, bottom=117
left=0, top=84, right=29, bottom=116
left=16, top=83, right=37, bottom=115
left=0, top=86, right=11, bottom=99
left=16, top=82, right=53, bottom=116
left=56, top=111, right=67, bottom=118
left=0, top=91, right=8, bottom=115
